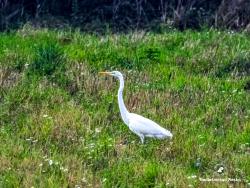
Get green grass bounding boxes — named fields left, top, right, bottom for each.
left=0, top=26, right=250, bottom=187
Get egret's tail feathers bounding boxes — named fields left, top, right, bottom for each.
left=163, top=129, right=173, bottom=139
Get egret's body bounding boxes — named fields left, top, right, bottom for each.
left=100, top=71, right=173, bottom=143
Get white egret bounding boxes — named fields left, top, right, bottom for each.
left=99, top=71, right=173, bottom=144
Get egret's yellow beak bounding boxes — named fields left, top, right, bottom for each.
left=99, top=71, right=112, bottom=75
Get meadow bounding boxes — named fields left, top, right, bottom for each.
left=0, top=26, right=250, bottom=187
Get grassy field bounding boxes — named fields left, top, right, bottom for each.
left=0, top=26, right=250, bottom=187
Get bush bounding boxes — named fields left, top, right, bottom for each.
left=29, top=42, right=64, bottom=76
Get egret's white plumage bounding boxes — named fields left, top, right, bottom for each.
left=99, top=71, right=173, bottom=143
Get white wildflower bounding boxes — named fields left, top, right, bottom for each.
left=187, top=175, right=197, bottom=179
left=95, top=128, right=101, bottom=133
left=81, top=177, right=87, bottom=183
left=89, top=143, right=95, bottom=148
left=48, top=159, right=53, bottom=166
left=63, top=168, right=68, bottom=172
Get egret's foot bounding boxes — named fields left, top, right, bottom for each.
left=139, top=135, right=144, bottom=144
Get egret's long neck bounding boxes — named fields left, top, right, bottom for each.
left=117, top=76, right=129, bottom=125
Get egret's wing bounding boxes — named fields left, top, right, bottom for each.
left=128, top=113, right=172, bottom=137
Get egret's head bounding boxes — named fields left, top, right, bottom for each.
left=99, top=71, right=123, bottom=78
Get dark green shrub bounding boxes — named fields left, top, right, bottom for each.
left=27, top=42, right=72, bottom=91
left=28, top=42, right=64, bottom=77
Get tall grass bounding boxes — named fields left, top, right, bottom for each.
left=0, top=27, right=249, bottom=187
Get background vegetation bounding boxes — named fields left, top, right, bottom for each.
left=0, top=26, right=250, bottom=187
left=1, top=0, right=250, bottom=32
